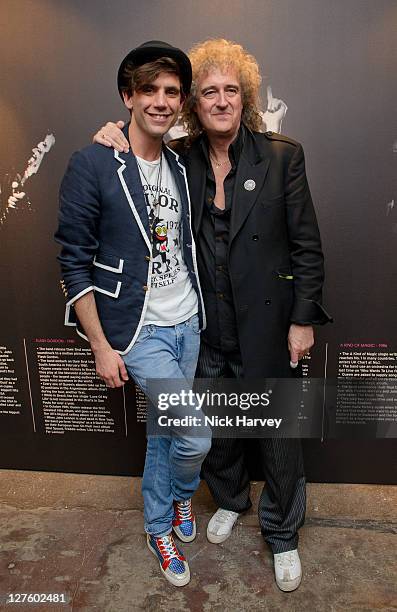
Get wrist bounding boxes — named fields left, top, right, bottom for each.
left=290, top=323, right=313, bottom=328
left=91, top=339, right=112, bottom=354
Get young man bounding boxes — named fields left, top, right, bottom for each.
left=55, top=41, right=211, bottom=587
left=94, top=38, right=332, bottom=592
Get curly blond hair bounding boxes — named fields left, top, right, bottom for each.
left=182, top=38, right=262, bottom=141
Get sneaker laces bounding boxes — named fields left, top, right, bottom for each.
left=175, top=499, right=193, bottom=522
left=157, top=535, right=181, bottom=561
left=276, top=551, right=296, bottom=568
left=215, top=508, right=238, bottom=524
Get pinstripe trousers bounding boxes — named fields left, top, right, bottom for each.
left=197, top=341, right=306, bottom=554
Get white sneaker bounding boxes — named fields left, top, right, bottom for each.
left=274, top=548, right=302, bottom=592
left=207, top=508, right=239, bottom=544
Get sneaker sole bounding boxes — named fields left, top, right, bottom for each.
left=147, top=535, right=191, bottom=587
left=275, top=574, right=302, bottom=592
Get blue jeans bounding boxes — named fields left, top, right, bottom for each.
left=123, top=314, right=212, bottom=537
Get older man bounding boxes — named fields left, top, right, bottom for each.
left=95, top=38, right=331, bottom=592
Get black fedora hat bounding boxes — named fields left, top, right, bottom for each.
left=117, top=40, right=192, bottom=99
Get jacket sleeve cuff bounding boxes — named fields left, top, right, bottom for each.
left=290, top=297, right=333, bottom=325
left=63, top=285, right=94, bottom=327
left=66, top=284, right=95, bottom=307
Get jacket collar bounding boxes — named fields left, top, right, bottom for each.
left=188, top=124, right=270, bottom=239
left=186, top=138, right=208, bottom=235
left=114, top=123, right=190, bottom=244
left=229, top=125, right=270, bottom=245
left=199, top=125, right=246, bottom=170
left=164, top=143, right=191, bottom=224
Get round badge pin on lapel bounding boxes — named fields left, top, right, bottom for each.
left=244, top=179, right=256, bottom=191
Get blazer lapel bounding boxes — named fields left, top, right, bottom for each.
left=229, top=137, right=270, bottom=246
left=163, top=145, right=189, bottom=218
left=114, top=125, right=151, bottom=250
left=186, top=140, right=207, bottom=236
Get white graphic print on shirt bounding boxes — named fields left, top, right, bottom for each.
left=136, top=154, right=198, bottom=326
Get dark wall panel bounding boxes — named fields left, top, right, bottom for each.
left=0, top=0, right=396, bottom=482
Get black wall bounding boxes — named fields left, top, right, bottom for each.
left=0, top=0, right=396, bottom=482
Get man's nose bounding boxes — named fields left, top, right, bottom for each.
left=216, top=90, right=228, bottom=108
left=153, top=90, right=167, bottom=107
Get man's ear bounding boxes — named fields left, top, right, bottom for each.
left=122, top=91, right=133, bottom=111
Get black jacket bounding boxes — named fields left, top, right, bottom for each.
left=170, top=127, right=332, bottom=377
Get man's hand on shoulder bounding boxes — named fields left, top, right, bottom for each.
left=288, top=324, right=314, bottom=366
left=93, top=120, right=129, bottom=153
left=92, top=343, right=129, bottom=388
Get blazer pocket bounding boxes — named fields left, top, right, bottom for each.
left=93, top=275, right=122, bottom=298
left=93, top=253, right=124, bottom=273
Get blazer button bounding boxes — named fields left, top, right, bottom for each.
left=265, top=298, right=272, bottom=305
left=143, top=285, right=148, bottom=291
left=252, top=234, right=259, bottom=241
left=145, top=255, right=150, bottom=261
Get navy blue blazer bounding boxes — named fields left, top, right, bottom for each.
left=55, top=127, right=205, bottom=354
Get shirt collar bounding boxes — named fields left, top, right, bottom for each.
left=199, top=124, right=246, bottom=168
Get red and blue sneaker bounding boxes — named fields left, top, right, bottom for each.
left=147, top=533, right=190, bottom=587
left=172, top=499, right=196, bottom=542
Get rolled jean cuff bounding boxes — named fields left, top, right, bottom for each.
left=145, top=525, right=173, bottom=538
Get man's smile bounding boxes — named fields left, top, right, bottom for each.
left=147, top=112, right=172, bottom=120
left=211, top=112, right=233, bottom=118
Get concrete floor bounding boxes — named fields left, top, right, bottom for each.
left=0, top=472, right=396, bottom=612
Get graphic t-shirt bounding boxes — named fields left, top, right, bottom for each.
left=136, top=154, right=198, bottom=326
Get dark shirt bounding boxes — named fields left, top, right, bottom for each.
left=196, top=127, right=245, bottom=356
